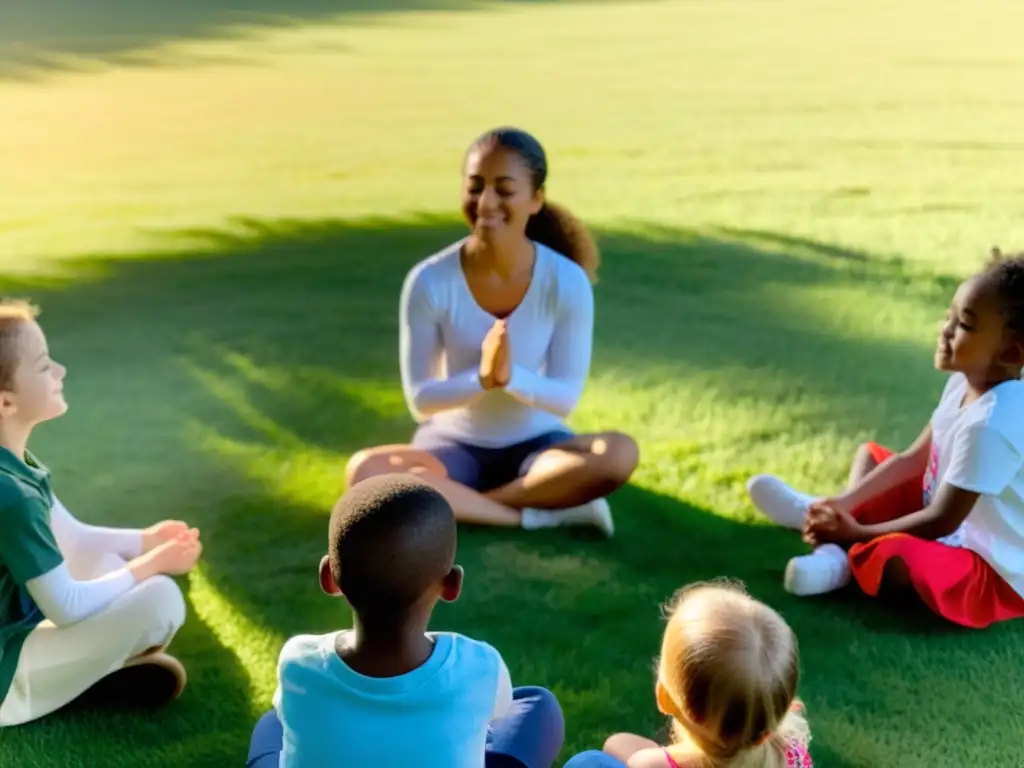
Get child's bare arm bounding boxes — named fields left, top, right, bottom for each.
left=866, top=420, right=1021, bottom=539
left=809, top=421, right=1020, bottom=544
left=604, top=733, right=661, bottom=762
left=831, top=423, right=933, bottom=513
left=858, top=482, right=977, bottom=540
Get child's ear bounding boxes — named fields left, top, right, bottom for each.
left=530, top=187, right=545, bottom=216
left=1000, top=339, right=1024, bottom=368
left=319, top=555, right=343, bottom=597
left=655, top=681, right=679, bottom=718
left=0, top=391, right=15, bottom=419
left=440, top=565, right=463, bottom=603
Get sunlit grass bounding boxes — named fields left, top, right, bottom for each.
left=2, top=0, right=1024, bottom=766
left=3, top=0, right=1024, bottom=265
left=186, top=565, right=283, bottom=707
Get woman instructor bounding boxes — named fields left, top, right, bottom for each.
left=346, top=128, right=639, bottom=536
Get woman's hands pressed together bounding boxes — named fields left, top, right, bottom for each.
left=479, top=318, right=511, bottom=390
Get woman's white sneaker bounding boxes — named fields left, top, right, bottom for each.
left=784, top=544, right=851, bottom=596
left=747, top=475, right=816, bottom=530
left=521, top=498, right=614, bottom=538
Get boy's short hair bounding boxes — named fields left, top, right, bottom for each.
left=329, top=474, right=456, bottom=615
left=0, top=300, right=40, bottom=391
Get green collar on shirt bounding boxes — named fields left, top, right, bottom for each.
left=0, top=446, right=50, bottom=496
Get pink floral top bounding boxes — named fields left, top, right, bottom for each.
left=785, top=740, right=813, bottom=767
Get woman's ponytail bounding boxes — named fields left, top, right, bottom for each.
left=525, top=201, right=600, bottom=283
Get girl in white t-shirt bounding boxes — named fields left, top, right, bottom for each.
left=747, top=250, right=1024, bottom=628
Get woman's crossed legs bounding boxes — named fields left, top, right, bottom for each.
left=344, top=429, right=639, bottom=533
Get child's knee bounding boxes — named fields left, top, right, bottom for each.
left=131, top=575, right=187, bottom=635
left=602, top=733, right=633, bottom=756
left=516, top=685, right=559, bottom=710
left=516, top=686, right=564, bottom=730
left=881, top=556, right=913, bottom=591
left=602, top=733, right=658, bottom=762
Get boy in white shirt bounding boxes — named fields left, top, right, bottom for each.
left=747, top=249, right=1024, bottom=628
left=247, top=473, right=565, bottom=767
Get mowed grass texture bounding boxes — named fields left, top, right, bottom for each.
left=2, top=1, right=1024, bottom=765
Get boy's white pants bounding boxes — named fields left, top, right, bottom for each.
left=0, top=548, right=186, bottom=726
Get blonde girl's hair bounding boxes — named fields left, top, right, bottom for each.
left=658, top=580, right=810, bottom=768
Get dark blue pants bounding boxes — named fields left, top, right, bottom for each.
left=563, top=751, right=627, bottom=767
left=246, top=686, right=565, bottom=768
left=412, top=423, right=574, bottom=493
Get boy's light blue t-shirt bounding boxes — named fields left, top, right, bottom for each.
left=274, top=630, right=513, bottom=768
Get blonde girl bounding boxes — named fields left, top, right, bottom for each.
left=565, top=581, right=811, bottom=768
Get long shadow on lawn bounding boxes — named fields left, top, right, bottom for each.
left=6, top=212, right=956, bottom=446
left=172, top=353, right=1017, bottom=768
left=3, top=590, right=255, bottom=768
left=190, top=436, right=1022, bottom=768
left=0, top=0, right=598, bottom=82
left=0, top=214, right=1012, bottom=766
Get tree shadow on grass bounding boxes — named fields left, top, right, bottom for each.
left=188, top=432, right=1024, bottom=767
left=0, top=0, right=600, bottom=82
left=0, top=214, right=1012, bottom=767
left=7, top=211, right=960, bottom=447
left=1, top=590, right=255, bottom=768
left=168, top=353, right=1020, bottom=768
left=593, top=221, right=955, bottom=446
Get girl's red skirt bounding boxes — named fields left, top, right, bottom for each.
left=848, top=442, right=1024, bottom=629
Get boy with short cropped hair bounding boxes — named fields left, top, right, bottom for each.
left=247, top=473, right=565, bottom=767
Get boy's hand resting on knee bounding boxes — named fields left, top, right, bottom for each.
left=129, top=528, right=203, bottom=582
left=803, top=503, right=865, bottom=546
left=142, top=520, right=191, bottom=553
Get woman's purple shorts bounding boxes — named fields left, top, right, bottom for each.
left=412, top=422, right=574, bottom=492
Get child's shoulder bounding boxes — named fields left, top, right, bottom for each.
left=433, top=631, right=503, bottom=656
left=0, top=475, right=47, bottom=517
left=967, top=378, right=1024, bottom=436
left=0, top=449, right=51, bottom=510
left=430, top=631, right=506, bottom=672
left=277, top=631, right=338, bottom=672
left=405, top=240, right=464, bottom=283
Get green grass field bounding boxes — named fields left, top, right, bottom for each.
left=2, top=0, right=1024, bottom=765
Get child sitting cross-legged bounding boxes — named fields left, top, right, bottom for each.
left=247, top=473, right=566, bottom=768
left=0, top=300, right=201, bottom=727
left=747, top=249, right=1024, bottom=629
